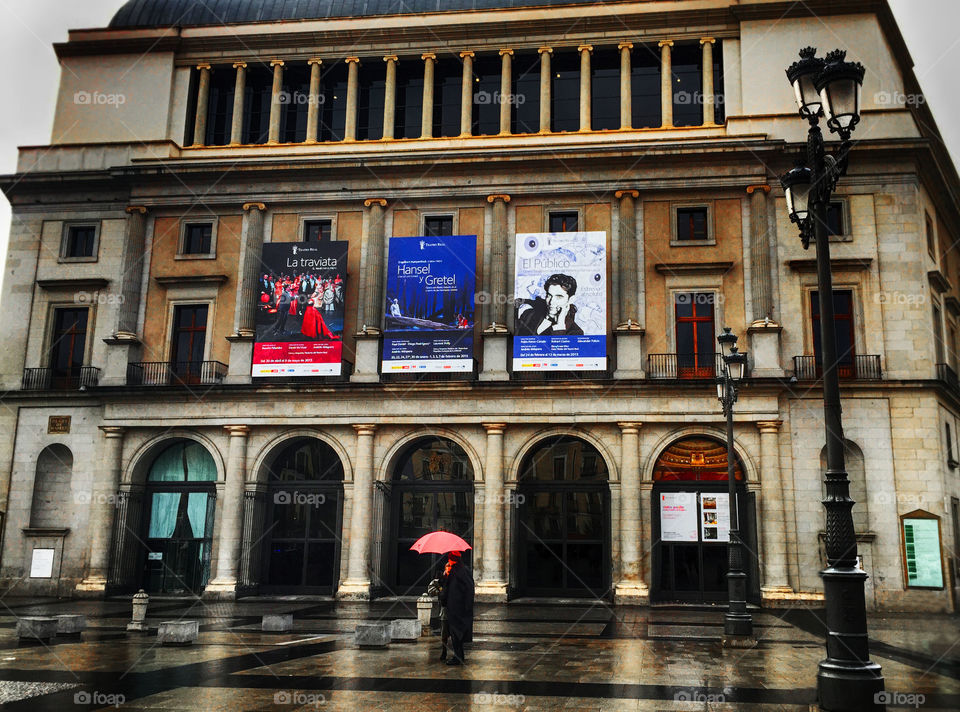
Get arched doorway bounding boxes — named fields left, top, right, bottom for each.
left=141, top=440, right=217, bottom=594
left=514, top=436, right=610, bottom=598
left=261, top=437, right=344, bottom=594
left=388, top=437, right=474, bottom=595
left=651, top=436, right=757, bottom=603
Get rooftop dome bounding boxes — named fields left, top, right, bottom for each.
left=109, top=0, right=628, bottom=28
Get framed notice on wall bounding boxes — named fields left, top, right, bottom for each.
left=659, top=492, right=698, bottom=542
left=900, top=510, right=944, bottom=589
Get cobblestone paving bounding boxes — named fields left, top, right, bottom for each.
left=0, top=598, right=954, bottom=710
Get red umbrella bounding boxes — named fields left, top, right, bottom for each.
left=409, top=531, right=472, bottom=554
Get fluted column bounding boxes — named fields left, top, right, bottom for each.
left=421, top=53, right=436, bottom=138
left=192, top=63, right=212, bottom=146
left=306, top=58, right=322, bottom=143
left=230, top=62, right=247, bottom=145
left=345, top=57, right=360, bottom=141
left=619, top=43, right=633, bottom=129
left=578, top=44, right=593, bottom=131
left=232, top=203, right=267, bottom=338
left=700, top=38, right=716, bottom=125
left=486, top=194, right=510, bottom=331
left=268, top=59, right=285, bottom=144
left=340, top=425, right=377, bottom=597
left=758, top=421, right=791, bottom=595
left=382, top=55, right=398, bottom=139
left=615, top=422, right=647, bottom=602
left=459, top=51, right=474, bottom=136
left=207, top=426, right=249, bottom=597
left=76, top=426, right=125, bottom=593
left=477, top=424, right=508, bottom=600
left=361, top=199, right=387, bottom=334
left=659, top=40, right=673, bottom=128
left=115, top=207, right=148, bottom=338
left=538, top=47, right=552, bottom=133
left=499, top=49, right=513, bottom=134
left=748, top=185, right=773, bottom=321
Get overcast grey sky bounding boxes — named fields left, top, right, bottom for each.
left=1, top=0, right=959, bottom=286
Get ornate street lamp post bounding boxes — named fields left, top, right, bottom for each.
left=716, top=328, right=753, bottom=644
left=780, top=47, right=884, bottom=711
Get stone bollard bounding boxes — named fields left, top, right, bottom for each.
left=416, top=593, right=433, bottom=636
left=353, top=622, right=390, bottom=648
left=158, top=620, right=199, bottom=646
left=262, top=614, right=293, bottom=632
left=389, top=619, right=422, bottom=642
left=17, top=617, right=58, bottom=644
left=56, top=615, right=87, bottom=638
left=127, top=590, right=149, bottom=632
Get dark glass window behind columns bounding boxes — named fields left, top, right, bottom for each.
left=243, top=65, right=273, bottom=144
left=472, top=55, right=501, bottom=136
left=632, top=44, right=661, bottom=128
left=551, top=51, right=579, bottom=132
left=205, top=66, right=235, bottom=146
left=590, top=49, right=619, bottom=130
left=434, top=56, right=462, bottom=138
left=280, top=63, right=310, bottom=143
left=357, top=61, right=385, bottom=140
left=395, top=59, right=425, bottom=139
left=671, top=42, right=702, bottom=127
left=512, top=52, right=541, bottom=134
left=318, top=62, right=348, bottom=142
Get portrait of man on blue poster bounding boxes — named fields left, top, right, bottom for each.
left=382, top=235, right=477, bottom=372
left=513, top=231, right=607, bottom=371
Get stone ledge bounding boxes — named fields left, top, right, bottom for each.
left=614, top=582, right=650, bottom=606
left=760, top=587, right=824, bottom=608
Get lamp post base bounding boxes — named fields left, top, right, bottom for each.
left=817, top=659, right=884, bottom=711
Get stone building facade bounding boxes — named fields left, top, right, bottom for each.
left=1, top=0, right=958, bottom=612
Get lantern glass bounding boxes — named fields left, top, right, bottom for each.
left=716, top=378, right=725, bottom=401
left=727, top=351, right=747, bottom=382
left=820, top=77, right=862, bottom=132
left=792, top=72, right=822, bottom=118
left=785, top=179, right=811, bottom=222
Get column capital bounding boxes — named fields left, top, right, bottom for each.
left=307, top=57, right=323, bottom=66
left=99, top=426, right=125, bottom=438
left=618, top=42, right=634, bottom=51
left=459, top=50, right=475, bottom=59
left=421, top=52, right=436, bottom=61
left=486, top=194, right=511, bottom=204
left=224, top=425, right=251, bottom=437
left=196, top=62, right=212, bottom=71
left=658, top=40, right=674, bottom=48
left=578, top=44, right=594, bottom=54
left=242, top=202, right=266, bottom=212
left=617, top=422, right=643, bottom=434
left=757, top=420, right=783, bottom=434
left=270, top=59, right=285, bottom=68
left=499, top=48, right=514, bottom=57
left=700, top=37, right=717, bottom=45
left=345, top=56, right=360, bottom=64
left=615, top=190, right=639, bottom=200
left=353, top=424, right=378, bottom=436
left=125, top=205, right=148, bottom=215
left=364, top=198, right=388, bottom=208
left=746, top=184, right=771, bottom=194
left=232, top=61, right=248, bottom=69
left=538, top=46, right=553, bottom=55
left=383, top=54, right=398, bottom=63
left=483, top=423, right=508, bottom=434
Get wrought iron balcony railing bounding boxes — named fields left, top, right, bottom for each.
left=21, top=366, right=100, bottom=391
left=127, top=361, right=227, bottom=387
left=792, top=355, right=881, bottom=381
left=936, top=363, right=960, bottom=396
left=647, top=353, right=725, bottom=380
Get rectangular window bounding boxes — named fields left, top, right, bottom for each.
left=357, top=61, right=385, bottom=141
left=933, top=304, right=945, bottom=364
left=171, top=305, right=208, bottom=383
left=205, top=66, right=235, bottom=146
left=674, top=292, right=716, bottom=378
left=49, top=308, right=88, bottom=381
left=551, top=51, right=580, bottom=132
left=676, top=207, right=709, bottom=242
left=472, top=55, right=501, bottom=136
left=549, top=211, right=578, bottom=233
left=825, top=201, right=845, bottom=236
left=947, top=423, right=957, bottom=468
left=434, top=57, right=462, bottom=138
left=512, top=52, right=541, bottom=134
left=63, top=225, right=98, bottom=259
left=671, top=42, right=702, bottom=128
left=631, top=44, right=661, bottom=129
left=811, top=290, right=856, bottom=376
left=242, top=66, right=273, bottom=145
left=318, top=62, right=348, bottom=142
left=424, top=215, right=454, bottom=237
left=395, top=59, right=425, bottom=139
left=279, top=64, right=310, bottom=143
left=712, top=40, right=725, bottom=125
left=590, top=49, right=620, bottom=131
left=304, top=219, right=332, bottom=242
left=950, top=325, right=958, bottom=371
left=927, top=212, right=936, bottom=258
left=182, top=223, right=213, bottom=255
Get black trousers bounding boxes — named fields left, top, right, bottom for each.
left=449, top=629, right=466, bottom=662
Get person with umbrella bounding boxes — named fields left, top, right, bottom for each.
left=438, top=550, right=473, bottom=665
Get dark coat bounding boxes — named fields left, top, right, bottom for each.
left=515, top=297, right=584, bottom=336
left=439, top=562, right=474, bottom=642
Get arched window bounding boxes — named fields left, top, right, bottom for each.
left=267, top=437, right=343, bottom=482
left=31, top=444, right=72, bottom=528
left=518, top=435, right=609, bottom=482
left=652, top=436, right=744, bottom=481
left=147, top=441, right=217, bottom=482
left=394, top=438, right=472, bottom=482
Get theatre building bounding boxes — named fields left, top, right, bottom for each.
left=2, top=0, right=960, bottom=612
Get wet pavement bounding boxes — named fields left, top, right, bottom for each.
left=0, top=597, right=955, bottom=710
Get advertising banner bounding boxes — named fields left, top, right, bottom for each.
left=382, top=235, right=477, bottom=373
left=513, top=231, right=606, bottom=371
left=699, top=493, right=731, bottom=543
left=660, top=492, right=699, bottom=542
left=252, top=241, right=348, bottom=377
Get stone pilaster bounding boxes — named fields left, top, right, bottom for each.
left=578, top=45, right=593, bottom=131
left=700, top=38, right=716, bottom=125
left=499, top=49, right=513, bottom=135
left=658, top=41, right=673, bottom=128
left=102, top=206, right=148, bottom=386
left=615, top=422, right=649, bottom=604
left=382, top=55, right=398, bottom=140
left=352, top=199, right=388, bottom=382
left=477, top=424, right=508, bottom=601
left=618, top=43, right=633, bottom=129
left=226, top=202, right=266, bottom=384
left=338, top=425, right=377, bottom=599
left=76, top=426, right=125, bottom=596
left=614, top=191, right=645, bottom=379
left=459, top=51, right=474, bottom=136
left=306, top=58, right=322, bottom=143
left=230, top=62, right=247, bottom=145
left=267, top=60, right=285, bottom=144
left=745, top=184, right=783, bottom=377
left=421, top=53, right=436, bottom=138
left=192, top=63, right=212, bottom=146
left=481, top=194, right=511, bottom=381
left=344, top=57, right=360, bottom=141
left=757, top=421, right=794, bottom=605
left=205, top=425, right=250, bottom=599
left=538, top=47, right=552, bottom=133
